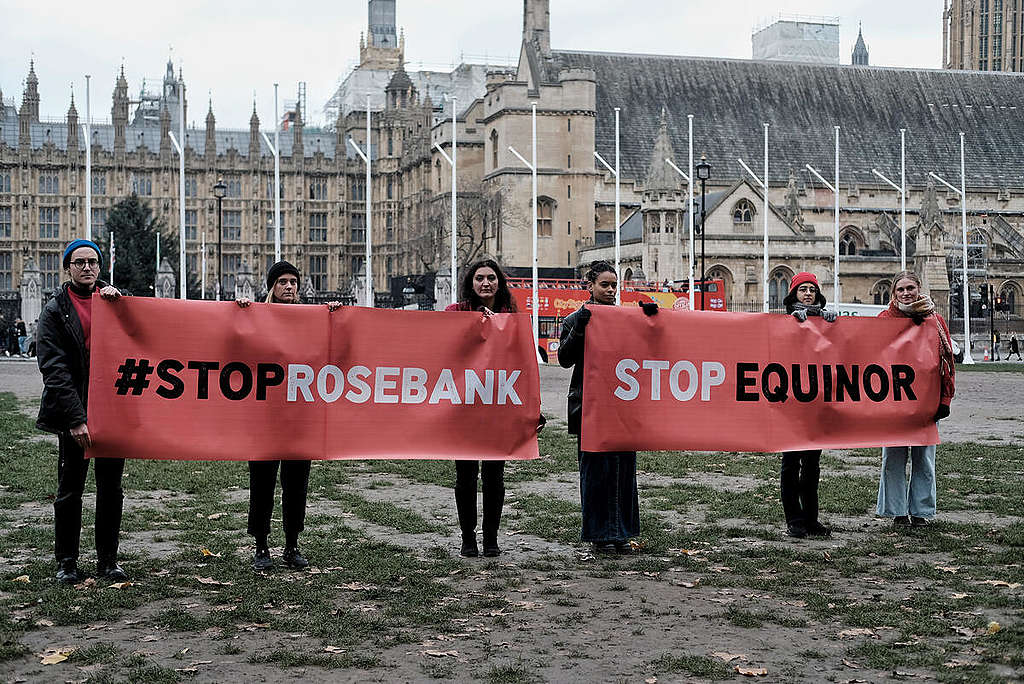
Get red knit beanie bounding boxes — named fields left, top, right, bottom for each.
left=789, top=272, right=819, bottom=294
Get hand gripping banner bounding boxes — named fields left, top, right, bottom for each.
left=581, top=307, right=942, bottom=453
left=87, top=297, right=540, bottom=461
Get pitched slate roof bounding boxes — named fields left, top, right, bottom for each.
left=549, top=50, right=1024, bottom=190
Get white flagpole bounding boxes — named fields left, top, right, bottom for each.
left=900, top=128, right=907, bottom=271
left=960, top=133, right=973, bottom=363
left=508, top=104, right=539, bottom=361
left=366, top=95, right=373, bottom=307
left=688, top=115, right=695, bottom=310
left=177, top=76, right=186, bottom=298
left=834, top=126, right=840, bottom=303
left=84, top=75, right=91, bottom=241
left=451, top=97, right=458, bottom=306
left=201, top=233, right=206, bottom=299
left=614, top=107, right=620, bottom=304
left=762, top=123, right=769, bottom=313
left=109, top=231, right=115, bottom=288
left=274, top=84, right=281, bottom=262
left=155, top=231, right=160, bottom=293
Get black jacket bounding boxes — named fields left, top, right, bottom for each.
left=558, top=306, right=590, bottom=436
left=35, top=280, right=108, bottom=434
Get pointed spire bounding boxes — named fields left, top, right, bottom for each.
left=644, top=107, right=679, bottom=192
left=67, top=86, right=78, bottom=117
left=27, top=60, right=38, bottom=86
left=206, top=95, right=215, bottom=124
left=852, top=22, right=870, bottom=66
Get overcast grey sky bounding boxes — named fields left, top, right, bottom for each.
left=2, top=0, right=942, bottom=129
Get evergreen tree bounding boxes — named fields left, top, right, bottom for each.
left=96, top=194, right=198, bottom=297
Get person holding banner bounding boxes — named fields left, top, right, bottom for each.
left=780, top=272, right=837, bottom=539
left=36, top=239, right=126, bottom=584
left=876, top=271, right=956, bottom=528
left=444, top=259, right=518, bottom=557
left=236, top=261, right=342, bottom=571
left=559, top=261, right=657, bottom=554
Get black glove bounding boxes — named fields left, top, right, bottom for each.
left=577, top=307, right=592, bottom=327
left=933, top=404, right=950, bottom=422
left=910, top=314, right=927, bottom=325
left=640, top=302, right=659, bottom=316
left=536, top=414, right=547, bottom=434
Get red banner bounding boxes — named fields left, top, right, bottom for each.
left=581, top=307, right=942, bottom=453
left=87, top=298, right=540, bottom=461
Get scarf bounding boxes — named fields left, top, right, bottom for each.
left=895, top=295, right=935, bottom=317
left=890, top=295, right=952, bottom=363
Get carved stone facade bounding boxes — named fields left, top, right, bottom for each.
left=944, top=0, right=1024, bottom=71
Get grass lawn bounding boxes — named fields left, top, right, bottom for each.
left=1, top=391, right=1022, bottom=682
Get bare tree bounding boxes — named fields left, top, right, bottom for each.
left=410, top=181, right=500, bottom=273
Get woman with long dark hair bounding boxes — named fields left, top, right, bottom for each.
left=445, top=259, right=517, bottom=557
left=876, top=270, right=955, bottom=528
left=558, top=260, right=656, bottom=554
left=779, top=272, right=837, bottom=538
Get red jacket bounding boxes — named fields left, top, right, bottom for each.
left=878, top=303, right=956, bottom=409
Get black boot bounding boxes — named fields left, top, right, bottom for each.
left=55, top=558, right=84, bottom=584
left=481, top=482, right=504, bottom=558
left=252, top=536, right=272, bottom=572
left=97, top=555, right=128, bottom=581
left=454, top=467, right=479, bottom=558
left=282, top=532, right=308, bottom=569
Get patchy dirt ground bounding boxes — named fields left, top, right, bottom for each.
left=2, top=360, right=1023, bottom=683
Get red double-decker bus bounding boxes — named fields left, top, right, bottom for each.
left=506, top=278, right=726, bottom=362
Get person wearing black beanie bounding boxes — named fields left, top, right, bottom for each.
left=234, top=262, right=342, bottom=571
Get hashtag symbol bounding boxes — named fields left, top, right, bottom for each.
left=114, top=358, right=155, bottom=396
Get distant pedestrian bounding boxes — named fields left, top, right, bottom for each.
left=875, top=271, right=955, bottom=529
left=1010, top=334, right=1022, bottom=361
left=993, top=331, right=1001, bottom=361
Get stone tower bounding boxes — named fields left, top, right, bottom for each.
left=66, top=93, right=79, bottom=152
left=19, top=62, right=40, bottom=149
left=640, top=109, right=683, bottom=282
left=360, top=0, right=403, bottom=69
left=249, top=101, right=260, bottom=160
left=112, top=66, right=129, bottom=156
left=205, top=100, right=216, bottom=162
left=523, top=0, right=551, bottom=57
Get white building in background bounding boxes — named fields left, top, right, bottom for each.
left=752, top=15, right=840, bottom=64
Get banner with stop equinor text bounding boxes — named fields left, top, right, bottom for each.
left=87, top=297, right=540, bottom=461
left=581, top=307, right=942, bottom=453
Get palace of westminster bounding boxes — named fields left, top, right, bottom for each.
left=3, top=0, right=1024, bottom=332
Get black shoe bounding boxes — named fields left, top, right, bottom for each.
left=592, top=542, right=618, bottom=555
left=482, top=534, right=500, bottom=558
left=893, top=515, right=911, bottom=528
left=282, top=546, right=309, bottom=569
left=55, top=559, right=84, bottom=585
left=252, top=547, right=272, bottom=572
left=96, top=560, right=128, bottom=582
left=786, top=522, right=808, bottom=538
left=805, top=521, right=832, bottom=537
left=910, top=516, right=931, bottom=527
left=460, top=532, right=479, bottom=558
left=614, top=541, right=633, bottom=555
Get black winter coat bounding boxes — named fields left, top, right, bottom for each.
left=35, top=281, right=108, bottom=434
left=558, top=306, right=589, bottom=436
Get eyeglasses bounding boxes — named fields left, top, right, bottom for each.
left=70, top=259, right=100, bottom=269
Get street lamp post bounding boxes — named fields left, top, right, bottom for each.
left=695, top=155, right=711, bottom=310
left=213, top=178, right=226, bottom=301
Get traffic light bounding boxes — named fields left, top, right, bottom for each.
left=981, top=284, right=990, bottom=307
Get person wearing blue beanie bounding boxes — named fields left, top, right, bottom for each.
left=36, top=239, right=127, bottom=584
left=61, top=239, right=103, bottom=270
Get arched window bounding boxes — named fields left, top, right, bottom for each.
left=705, top=265, right=733, bottom=306
left=872, top=280, right=892, bottom=306
left=490, top=130, right=499, bottom=170
left=1000, top=282, right=1020, bottom=312
left=537, top=197, right=554, bottom=237
left=768, top=268, right=792, bottom=310
left=732, top=199, right=755, bottom=224
left=840, top=234, right=857, bottom=255
left=623, top=268, right=633, bottom=282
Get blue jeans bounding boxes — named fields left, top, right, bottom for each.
left=876, top=445, right=937, bottom=518
left=578, top=443, right=639, bottom=543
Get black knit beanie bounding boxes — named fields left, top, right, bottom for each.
left=266, top=260, right=300, bottom=289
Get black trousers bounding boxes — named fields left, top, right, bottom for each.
left=247, top=460, right=311, bottom=542
left=454, top=460, right=505, bottom=534
left=54, top=434, right=125, bottom=563
left=780, top=450, right=821, bottom=525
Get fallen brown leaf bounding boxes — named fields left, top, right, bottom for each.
left=735, top=665, right=768, bottom=676
left=206, top=512, right=226, bottom=520
left=200, top=549, right=222, bottom=558
left=987, top=621, right=1001, bottom=634
left=324, top=646, right=346, bottom=654
left=712, top=652, right=745, bottom=662
left=838, top=628, right=877, bottom=639
left=107, top=582, right=132, bottom=589
left=13, top=575, right=30, bottom=583
left=978, top=580, right=1021, bottom=589
left=842, top=659, right=860, bottom=668
left=194, top=576, right=232, bottom=586
left=422, top=649, right=459, bottom=658
left=140, top=635, right=160, bottom=642
left=38, top=648, right=74, bottom=665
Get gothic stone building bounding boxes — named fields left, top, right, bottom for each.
left=4, top=0, right=1024, bottom=335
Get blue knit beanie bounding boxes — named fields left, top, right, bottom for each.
left=62, top=239, right=103, bottom=269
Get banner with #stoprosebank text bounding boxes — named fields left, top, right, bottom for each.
left=86, top=297, right=539, bottom=461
